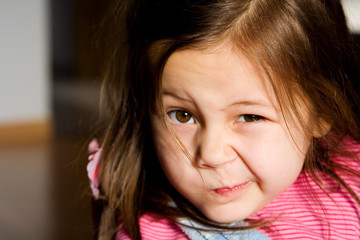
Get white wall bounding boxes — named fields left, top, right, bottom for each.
left=342, top=0, right=360, bottom=33
left=0, top=0, right=49, bottom=125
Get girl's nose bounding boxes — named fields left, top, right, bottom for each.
left=196, top=126, right=237, bottom=168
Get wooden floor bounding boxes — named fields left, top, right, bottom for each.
left=0, top=81, right=100, bottom=240
left=0, top=137, right=95, bottom=240
left=51, top=135, right=95, bottom=240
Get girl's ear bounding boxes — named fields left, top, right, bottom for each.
left=313, top=118, right=331, bottom=138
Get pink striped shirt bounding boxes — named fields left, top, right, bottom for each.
left=116, top=213, right=189, bottom=240
left=117, top=139, right=360, bottom=239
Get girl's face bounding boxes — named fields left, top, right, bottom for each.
left=151, top=41, right=310, bottom=223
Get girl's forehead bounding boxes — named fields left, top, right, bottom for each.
left=161, top=41, right=278, bottom=107
left=163, top=41, right=269, bottom=86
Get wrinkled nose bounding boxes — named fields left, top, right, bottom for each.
left=196, top=126, right=237, bottom=168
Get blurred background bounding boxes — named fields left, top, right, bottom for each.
left=0, top=0, right=359, bottom=239
left=0, top=0, right=108, bottom=239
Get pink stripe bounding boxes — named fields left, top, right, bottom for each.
left=116, top=214, right=189, bottom=240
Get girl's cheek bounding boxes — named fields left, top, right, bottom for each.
left=172, top=124, right=197, bottom=135
left=172, top=125, right=198, bottom=147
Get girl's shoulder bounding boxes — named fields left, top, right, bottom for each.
left=116, top=213, right=189, bottom=240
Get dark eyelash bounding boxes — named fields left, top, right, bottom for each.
left=240, top=114, right=264, bottom=122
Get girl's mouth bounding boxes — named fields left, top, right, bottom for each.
left=213, top=181, right=252, bottom=198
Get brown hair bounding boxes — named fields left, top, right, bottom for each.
left=96, top=0, right=360, bottom=239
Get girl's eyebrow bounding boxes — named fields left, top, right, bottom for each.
left=214, top=101, right=275, bottom=113
left=162, top=90, right=193, bottom=103
left=227, top=100, right=274, bottom=109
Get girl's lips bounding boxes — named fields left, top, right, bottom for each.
left=213, top=181, right=252, bottom=196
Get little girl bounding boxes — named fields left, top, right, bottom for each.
left=88, top=0, right=360, bottom=239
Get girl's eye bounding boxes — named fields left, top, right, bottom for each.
left=237, top=114, right=264, bottom=123
left=168, top=110, right=195, bottom=124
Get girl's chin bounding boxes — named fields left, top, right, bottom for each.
left=201, top=209, right=249, bottom=224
